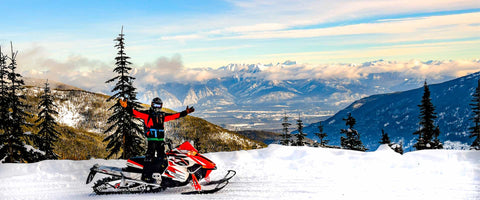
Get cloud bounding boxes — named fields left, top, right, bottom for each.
left=10, top=44, right=480, bottom=97
left=135, top=58, right=480, bottom=87
left=222, top=12, right=480, bottom=40
left=133, top=54, right=224, bottom=85
left=259, top=59, right=480, bottom=81
left=159, top=1, right=480, bottom=41
left=16, top=45, right=113, bottom=92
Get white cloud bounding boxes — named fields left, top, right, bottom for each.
left=158, top=1, right=479, bottom=41
left=16, top=46, right=112, bottom=91
left=11, top=44, right=480, bottom=95
left=222, top=12, right=480, bottom=40
left=133, top=58, right=480, bottom=88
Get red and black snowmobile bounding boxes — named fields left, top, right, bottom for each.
left=86, top=141, right=235, bottom=195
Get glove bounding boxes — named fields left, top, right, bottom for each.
left=185, top=106, right=195, bottom=114
left=119, top=99, right=128, bottom=108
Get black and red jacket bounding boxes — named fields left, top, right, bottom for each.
left=130, top=108, right=188, bottom=141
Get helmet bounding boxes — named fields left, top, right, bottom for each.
left=151, top=97, right=163, bottom=113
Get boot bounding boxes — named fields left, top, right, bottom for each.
left=141, top=160, right=155, bottom=183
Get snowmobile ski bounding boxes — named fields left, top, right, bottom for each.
left=181, top=178, right=229, bottom=195
left=203, top=170, right=236, bottom=186
left=181, top=170, right=236, bottom=195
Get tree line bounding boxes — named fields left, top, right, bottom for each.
left=0, top=27, right=145, bottom=162
left=0, top=43, right=61, bottom=163
left=280, top=81, right=480, bottom=152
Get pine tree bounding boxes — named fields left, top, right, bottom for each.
left=294, top=115, right=307, bottom=146
left=379, top=129, right=391, bottom=144
left=413, top=81, right=442, bottom=150
left=390, top=142, right=404, bottom=155
left=379, top=129, right=403, bottom=154
left=280, top=112, right=291, bottom=146
left=0, top=46, right=9, bottom=133
left=431, top=126, right=443, bottom=149
left=469, top=79, right=480, bottom=150
left=35, top=80, right=61, bottom=159
left=104, top=27, right=145, bottom=159
left=0, top=46, right=8, bottom=159
left=0, top=43, right=40, bottom=163
left=340, top=113, right=366, bottom=151
left=314, top=122, right=328, bottom=147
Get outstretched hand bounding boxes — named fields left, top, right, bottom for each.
left=119, top=99, right=128, bottom=108
left=186, top=106, right=195, bottom=114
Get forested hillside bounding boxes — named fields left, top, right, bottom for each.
left=22, top=79, right=266, bottom=159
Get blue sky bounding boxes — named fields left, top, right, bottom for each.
left=0, top=0, right=479, bottom=89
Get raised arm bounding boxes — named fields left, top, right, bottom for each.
left=119, top=99, right=149, bottom=121
left=164, top=106, right=195, bottom=122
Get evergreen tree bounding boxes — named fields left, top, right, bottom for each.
left=35, top=80, right=61, bottom=159
left=314, top=122, right=328, bottom=147
left=280, top=112, right=291, bottom=146
left=0, top=47, right=8, bottom=159
left=390, top=142, right=404, bottom=155
left=413, top=81, right=442, bottom=150
left=0, top=43, right=39, bottom=163
left=469, top=79, right=480, bottom=150
left=340, top=113, right=366, bottom=151
left=0, top=47, right=9, bottom=133
left=294, top=115, right=307, bottom=146
left=431, top=126, right=443, bottom=149
left=379, top=129, right=391, bottom=144
left=379, top=129, right=403, bottom=154
left=104, top=27, right=145, bottom=159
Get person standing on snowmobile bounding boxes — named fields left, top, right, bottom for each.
left=119, top=97, right=194, bottom=183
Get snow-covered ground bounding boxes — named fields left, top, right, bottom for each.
left=0, top=144, right=479, bottom=200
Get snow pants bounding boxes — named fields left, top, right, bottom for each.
left=142, top=140, right=168, bottom=183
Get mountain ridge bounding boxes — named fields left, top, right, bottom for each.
left=136, top=60, right=465, bottom=130
left=302, top=71, right=480, bottom=151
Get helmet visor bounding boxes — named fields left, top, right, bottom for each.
left=152, top=102, right=163, bottom=112
left=152, top=103, right=163, bottom=108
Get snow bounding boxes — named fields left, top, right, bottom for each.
left=0, top=145, right=479, bottom=200
left=24, top=144, right=46, bottom=155
left=56, top=103, right=84, bottom=127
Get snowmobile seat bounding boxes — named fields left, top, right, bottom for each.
left=127, top=156, right=166, bottom=169
left=127, top=156, right=146, bottom=169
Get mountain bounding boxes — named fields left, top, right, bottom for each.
left=134, top=60, right=460, bottom=131
left=236, top=130, right=283, bottom=145
left=24, top=77, right=82, bottom=90
left=22, top=79, right=266, bottom=159
left=302, top=71, right=480, bottom=151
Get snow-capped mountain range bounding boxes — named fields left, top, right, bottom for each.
left=302, top=71, right=480, bottom=151
left=132, top=60, right=469, bottom=131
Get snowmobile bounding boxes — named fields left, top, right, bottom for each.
left=86, top=141, right=235, bottom=195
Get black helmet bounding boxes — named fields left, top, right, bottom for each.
left=151, top=97, right=163, bottom=112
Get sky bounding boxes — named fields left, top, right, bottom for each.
left=0, top=0, right=479, bottom=90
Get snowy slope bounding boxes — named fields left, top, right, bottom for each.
left=1, top=145, right=479, bottom=200
left=303, top=71, right=480, bottom=151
